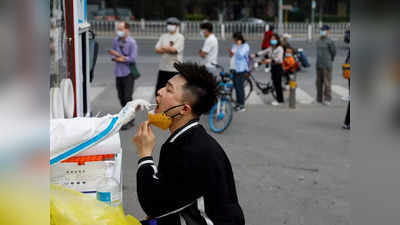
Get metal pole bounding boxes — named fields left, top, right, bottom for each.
left=278, top=0, right=283, bottom=34
left=319, top=0, right=323, bottom=27
left=289, top=73, right=296, bottom=109
left=311, top=0, right=315, bottom=40
left=221, top=23, right=225, bottom=40
left=311, top=0, right=315, bottom=24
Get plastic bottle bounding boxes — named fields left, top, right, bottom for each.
left=96, top=160, right=121, bottom=207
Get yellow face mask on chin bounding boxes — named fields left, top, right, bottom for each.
left=148, top=104, right=185, bottom=130
left=148, top=112, right=172, bottom=130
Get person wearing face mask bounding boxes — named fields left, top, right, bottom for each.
left=282, top=48, right=298, bottom=87
left=199, top=22, right=218, bottom=75
left=251, top=34, right=285, bottom=106
left=316, top=25, right=336, bottom=105
left=108, top=21, right=138, bottom=130
left=154, top=17, right=185, bottom=96
left=133, top=62, right=245, bottom=225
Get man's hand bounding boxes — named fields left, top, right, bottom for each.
left=115, top=56, right=126, bottom=62
left=109, top=49, right=121, bottom=57
left=133, top=121, right=156, bottom=159
left=199, top=49, right=206, bottom=58
left=228, top=49, right=234, bottom=57
left=262, top=58, right=272, bottom=64
left=164, top=46, right=177, bottom=54
left=156, top=47, right=166, bottom=54
left=156, top=46, right=177, bottom=54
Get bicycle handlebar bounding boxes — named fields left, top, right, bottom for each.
left=211, top=63, right=224, bottom=72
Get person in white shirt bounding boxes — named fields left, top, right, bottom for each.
left=155, top=17, right=185, bottom=96
left=199, top=22, right=218, bottom=75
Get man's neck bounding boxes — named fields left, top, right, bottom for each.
left=169, top=31, right=177, bottom=35
left=122, top=35, right=128, bottom=40
left=169, top=115, right=197, bottom=133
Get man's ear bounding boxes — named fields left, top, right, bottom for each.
left=182, top=103, right=192, bottom=115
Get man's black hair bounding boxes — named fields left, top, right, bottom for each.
left=269, top=24, right=275, bottom=31
left=173, top=62, right=218, bottom=116
left=121, top=21, right=130, bottom=30
left=200, top=22, right=213, bottom=32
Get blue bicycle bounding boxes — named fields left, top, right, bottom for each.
left=208, top=67, right=234, bottom=133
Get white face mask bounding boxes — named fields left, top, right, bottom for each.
left=117, top=30, right=125, bottom=37
left=200, top=30, right=205, bottom=39
left=286, top=53, right=292, bottom=57
left=167, top=25, right=176, bottom=32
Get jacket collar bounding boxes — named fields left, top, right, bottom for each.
left=167, top=119, right=200, bottom=143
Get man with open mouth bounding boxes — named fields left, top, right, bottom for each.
left=133, top=62, right=245, bottom=225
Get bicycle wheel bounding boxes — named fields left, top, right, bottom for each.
left=208, top=98, right=233, bottom=133
left=271, top=87, right=277, bottom=100
left=231, top=77, right=253, bottom=102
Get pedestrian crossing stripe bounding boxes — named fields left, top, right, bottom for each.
left=332, top=85, right=349, bottom=99
left=90, top=86, right=107, bottom=102
left=90, top=85, right=349, bottom=105
left=246, top=91, right=264, bottom=105
left=295, top=88, right=314, bottom=104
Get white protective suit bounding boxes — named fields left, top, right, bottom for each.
left=50, top=99, right=151, bottom=166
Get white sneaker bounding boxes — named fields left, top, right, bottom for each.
left=324, top=101, right=331, bottom=106
left=271, top=101, right=280, bottom=106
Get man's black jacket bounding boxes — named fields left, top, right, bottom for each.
left=137, top=119, right=245, bottom=225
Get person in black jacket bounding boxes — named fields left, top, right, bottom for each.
left=133, top=62, right=245, bottom=225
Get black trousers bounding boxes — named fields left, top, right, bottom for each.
left=233, top=71, right=246, bottom=106
left=116, top=74, right=134, bottom=107
left=271, top=64, right=284, bottom=103
left=155, top=70, right=179, bottom=96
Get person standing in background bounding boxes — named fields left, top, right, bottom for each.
left=154, top=17, right=185, bottom=96
left=252, top=34, right=285, bottom=106
left=261, top=24, right=275, bottom=50
left=282, top=48, right=298, bottom=87
left=199, top=22, right=218, bottom=75
left=232, top=32, right=250, bottom=112
left=108, top=21, right=138, bottom=130
left=316, top=25, right=336, bottom=105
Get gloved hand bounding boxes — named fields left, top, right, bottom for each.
left=118, top=99, right=152, bottom=126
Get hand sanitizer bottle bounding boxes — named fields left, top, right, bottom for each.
left=96, top=160, right=121, bottom=207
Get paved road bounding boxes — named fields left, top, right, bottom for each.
left=90, top=38, right=350, bottom=225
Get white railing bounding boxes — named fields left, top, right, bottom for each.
left=89, top=20, right=349, bottom=41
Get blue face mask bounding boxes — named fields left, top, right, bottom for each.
left=320, top=30, right=327, bottom=36
left=270, top=39, right=278, bottom=46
